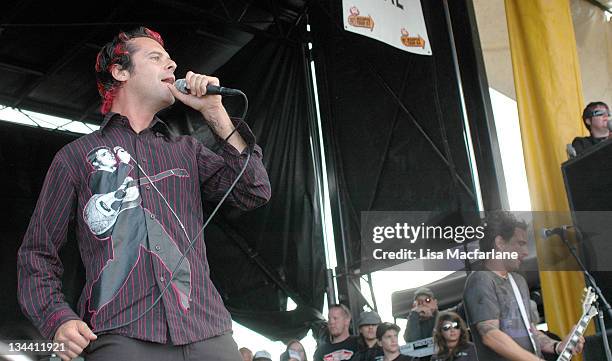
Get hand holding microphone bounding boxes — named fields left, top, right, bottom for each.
left=172, top=71, right=241, bottom=97
left=167, top=71, right=247, bottom=151
left=174, top=78, right=241, bottom=96
left=167, top=71, right=229, bottom=115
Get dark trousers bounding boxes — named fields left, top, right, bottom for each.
left=84, top=334, right=242, bottom=361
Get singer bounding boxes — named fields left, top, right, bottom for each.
left=16, top=27, right=271, bottom=361
left=571, top=101, right=610, bottom=156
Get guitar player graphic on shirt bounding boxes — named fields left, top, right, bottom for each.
left=84, top=146, right=187, bottom=235
left=83, top=146, right=191, bottom=317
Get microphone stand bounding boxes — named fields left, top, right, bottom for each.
left=552, top=226, right=612, bottom=361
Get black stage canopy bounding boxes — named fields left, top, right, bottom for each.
left=0, top=0, right=502, bottom=342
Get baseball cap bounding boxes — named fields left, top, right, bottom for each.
left=413, top=287, right=434, bottom=300
left=254, top=350, right=272, bottom=361
left=358, top=311, right=382, bottom=326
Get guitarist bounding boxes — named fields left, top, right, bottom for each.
left=17, top=27, right=271, bottom=361
left=463, top=211, right=585, bottom=361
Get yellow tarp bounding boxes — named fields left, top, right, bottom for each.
left=504, top=0, right=591, bottom=355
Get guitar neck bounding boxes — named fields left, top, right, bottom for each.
left=557, top=308, right=596, bottom=361
left=126, top=169, right=183, bottom=187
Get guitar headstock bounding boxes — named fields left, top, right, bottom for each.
left=582, top=287, right=598, bottom=315
left=173, top=169, right=189, bottom=177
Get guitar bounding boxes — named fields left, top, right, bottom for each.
left=556, top=287, right=598, bottom=361
left=84, top=168, right=188, bottom=235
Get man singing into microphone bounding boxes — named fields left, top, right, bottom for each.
left=571, top=101, right=610, bottom=156
left=17, top=27, right=271, bottom=361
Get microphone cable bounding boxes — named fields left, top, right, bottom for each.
left=94, top=90, right=252, bottom=333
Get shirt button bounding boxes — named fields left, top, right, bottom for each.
left=155, top=245, right=161, bottom=251
left=150, top=214, right=155, bottom=219
left=160, top=276, right=165, bottom=283
left=146, top=185, right=151, bottom=190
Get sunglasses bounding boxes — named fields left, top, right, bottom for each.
left=589, top=110, right=611, bottom=117
left=415, top=297, right=432, bottom=305
left=441, top=321, right=460, bottom=331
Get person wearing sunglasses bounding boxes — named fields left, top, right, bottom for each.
left=403, top=287, right=439, bottom=343
left=571, top=101, right=611, bottom=156
left=431, top=312, right=477, bottom=361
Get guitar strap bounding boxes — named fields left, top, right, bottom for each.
left=508, top=273, right=539, bottom=355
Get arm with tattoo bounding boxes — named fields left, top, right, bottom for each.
left=476, top=319, right=500, bottom=336
left=476, top=320, right=543, bottom=361
left=534, top=326, right=557, bottom=354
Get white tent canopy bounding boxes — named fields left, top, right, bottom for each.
left=473, top=0, right=612, bottom=107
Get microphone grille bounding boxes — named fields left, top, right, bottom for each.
left=174, top=79, right=188, bottom=94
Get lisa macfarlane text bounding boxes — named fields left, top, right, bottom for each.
left=372, top=248, right=518, bottom=260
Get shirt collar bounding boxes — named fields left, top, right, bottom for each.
left=100, top=112, right=174, bottom=139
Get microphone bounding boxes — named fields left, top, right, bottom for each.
left=540, top=225, right=572, bottom=239
left=174, top=79, right=242, bottom=96
left=607, top=118, right=612, bottom=132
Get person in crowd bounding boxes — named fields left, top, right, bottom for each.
left=241, top=347, right=254, bottom=361
left=430, top=311, right=477, bottom=361
left=280, top=339, right=308, bottom=361
left=254, top=350, right=273, bottom=361
left=404, top=288, right=439, bottom=343
left=377, top=322, right=413, bottom=361
left=313, top=304, right=360, bottom=361
left=355, top=311, right=383, bottom=361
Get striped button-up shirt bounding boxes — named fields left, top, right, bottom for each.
left=17, top=112, right=271, bottom=344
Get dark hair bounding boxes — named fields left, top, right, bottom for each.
left=433, top=311, right=469, bottom=360
left=375, top=322, right=400, bottom=341
left=86, top=146, right=111, bottom=167
left=480, top=210, right=527, bottom=252
left=582, top=101, right=610, bottom=130
left=282, top=339, right=308, bottom=361
left=95, top=27, right=164, bottom=114
left=329, top=304, right=351, bottom=319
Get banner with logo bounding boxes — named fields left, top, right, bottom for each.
left=342, top=0, right=432, bottom=56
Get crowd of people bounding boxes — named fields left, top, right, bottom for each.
left=239, top=208, right=598, bottom=361
left=238, top=297, right=474, bottom=361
